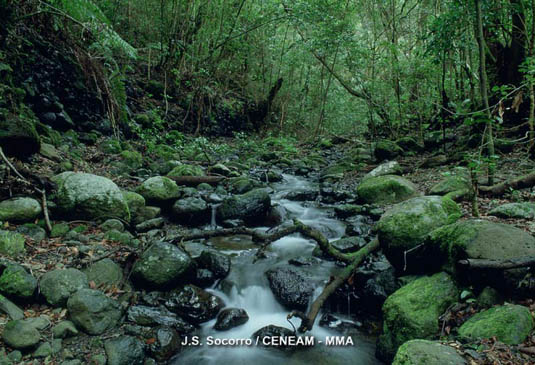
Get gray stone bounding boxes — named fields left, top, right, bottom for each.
left=0, top=197, right=42, bottom=223
left=0, top=262, right=37, bottom=299
left=100, top=219, right=125, bottom=232
left=67, top=289, right=122, bottom=335
left=171, top=197, right=209, bottom=226
left=489, top=202, right=535, bottom=219
left=217, top=188, right=271, bottom=224
left=83, top=259, right=123, bottom=288
left=2, top=319, right=41, bottom=349
left=39, top=268, right=88, bottom=307
left=136, top=176, right=180, bottom=204
left=52, top=321, right=79, bottom=338
left=392, top=340, right=466, bottom=365
left=104, top=336, right=145, bottom=365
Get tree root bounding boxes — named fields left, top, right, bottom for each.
left=478, top=171, right=535, bottom=196
left=458, top=256, right=535, bottom=270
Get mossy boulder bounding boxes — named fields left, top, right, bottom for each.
left=363, top=161, right=403, bottom=181
left=357, top=175, right=419, bottom=205
left=52, top=172, right=130, bottom=221
left=136, top=176, right=181, bottom=204
left=217, top=188, right=271, bottom=225
left=489, top=202, right=535, bottom=219
left=374, top=140, right=404, bottom=161
left=228, top=177, right=261, bottom=194
left=458, top=304, right=534, bottom=345
left=120, top=150, right=143, bottom=169
left=0, top=109, right=41, bottom=158
left=131, top=242, right=193, bottom=289
left=426, top=220, right=535, bottom=291
left=171, top=197, right=209, bottom=226
left=83, top=258, right=123, bottom=289
left=2, top=319, right=41, bottom=349
left=167, top=164, right=204, bottom=177
left=0, top=230, right=25, bottom=257
left=39, top=268, right=89, bottom=307
left=429, top=176, right=471, bottom=196
left=376, top=272, right=459, bottom=362
left=392, top=340, right=466, bottom=365
left=67, top=289, right=122, bottom=335
left=0, top=197, right=42, bottom=223
left=377, top=196, right=461, bottom=272
left=0, top=263, right=37, bottom=299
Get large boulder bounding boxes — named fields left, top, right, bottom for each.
left=105, top=336, right=145, bottom=365
left=214, top=308, right=249, bottom=331
left=426, top=219, right=535, bottom=292
left=376, top=272, right=459, bottom=362
left=135, top=176, right=181, bottom=204
left=67, top=289, right=122, bottom=335
left=131, top=242, right=193, bottom=289
left=52, top=172, right=130, bottom=221
left=171, top=197, right=210, bottom=225
left=392, top=340, right=466, bottom=365
left=377, top=196, right=461, bottom=272
left=39, top=268, right=89, bottom=307
left=0, top=262, right=37, bottom=299
left=374, top=140, right=403, bottom=161
left=0, top=197, right=42, bottom=223
left=357, top=175, right=418, bottom=205
left=489, top=202, right=535, bottom=219
left=217, top=188, right=271, bottom=224
left=0, top=230, right=25, bottom=257
left=127, top=305, right=194, bottom=334
left=196, top=250, right=231, bottom=279
left=2, top=319, right=41, bottom=350
left=0, top=111, right=41, bottom=158
left=429, top=175, right=471, bottom=196
left=458, top=304, right=533, bottom=345
left=265, top=266, right=313, bottom=311
left=164, top=285, right=224, bottom=324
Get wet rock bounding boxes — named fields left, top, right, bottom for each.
left=265, top=266, right=313, bottom=311
left=458, top=304, right=534, bottom=345
left=127, top=305, right=195, bottom=334
left=136, top=217, right=165, bottom=232
left=83, top=258, right=123, bottom=288
left=363, top=161, right=403, bottom=180
left=147, top=326, right=181, bottom=361
left=197, top=250, right=231, bottom=279
left=0, top=230, right=25, bottom=257
left=265, top=204, right=287, bottom=226
left=164, top=285, right=224, bottom=324
left=2, top=319, right=41, bottom=349
left=376, top=272, right=459, bottom=362
left=426, top=219, right=535, bottom=293
left=39, top=268, right=88, bottom=307
left=285, top=190, right=319, bottom=201
left=252, top=325, right=295, bottom=350
left=0, top=262, right=37, bottom=299
left=0, top=197, right=42, bottom=223
left=214, top=308, right=249, bottom=331
left=52, top=321, right=79, bottom=338
left=357, top=175, right=418, bottom=205
left=319, top=313, right=362, bottom=335
left=489, top=202, right=535, bottom=219
left=171, top=197, right=209, bottom=226
left=67, top=289, right=122, bottom=335
left=377, top=196, right=460, bottom=272
left=331, top=237, right=366, bottom=253
left=288, top=257, right=320, bottom=267
left=136, top=176, right=181, bottom=205
left=131, top=242, right=192, bottom=289
left=15, top=224, right=46, bottom=242
left=334, top=204, right=365, bottom=219
left=345, top=216, right=372, bottom=237
left=392, top=340, right=466, bottom=365
left=104, top=336, right=145, bottom=365
left=374, top=140, right=403, bottom=161
left=52, top=172, right=130, bottom=221
left=217, top=188, right=271, bottom=225
left=228, top=177, right=261, bottom=195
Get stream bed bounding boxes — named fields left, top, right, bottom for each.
left=171, top=174, right=381, bottom=365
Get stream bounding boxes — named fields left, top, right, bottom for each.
left=171, top=174, right=381, bottom=365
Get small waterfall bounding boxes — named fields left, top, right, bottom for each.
left=210, top=204, right=219, bottom=229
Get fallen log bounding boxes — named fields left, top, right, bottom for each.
left=478, top=171, right=535, bottom=196
left=288, top=238, right=380, bottom=332
left=167, top=175, right=226, bottom=186
left=458, top=256, right=535, bottom=270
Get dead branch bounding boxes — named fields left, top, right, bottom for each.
left=458, top=256, right=535, bottom=270
left=167, top=175, right=226, bottom=186
left=288, top=238, right=380, bottom=332
left=0, top=147, right=53, bottom=233
left=478, top=171, right=535, bottom=196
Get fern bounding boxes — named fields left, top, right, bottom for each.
left=50, top=0, right=137, bottom=60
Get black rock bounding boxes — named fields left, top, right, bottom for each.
left=213, top=308, right=249, bottom=331
left=197, top=250, right=231, bottom=279
left=265, top=266, right=313, bottom=311
left=284, top=190, right=318, bottom=202
left=164, top=285, right=224, bottom=324
left=147, top=326, right=182, bottom=362
left=127, top=305, right=195, bottom=334
left=192, top=268, right=216, bottom=288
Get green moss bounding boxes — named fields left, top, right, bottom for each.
left=51, top=223, right=70, bottom=238
left=0, top=264, right=37, bottom=298
left=0, top=230, right=25, bottom=257
left=393, top=340, right=465, bottom=365
left=120, top=150, right=143, bottom=169
left=167, top=164, right=204, bottom=177
left=99, top=138, right=122, bottom=154
left=458, top=304, right=534, bottom=345
left=357, top=175, right=418, bottom=205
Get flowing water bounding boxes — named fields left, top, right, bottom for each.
left=171, top=173, right=381, bottom=365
